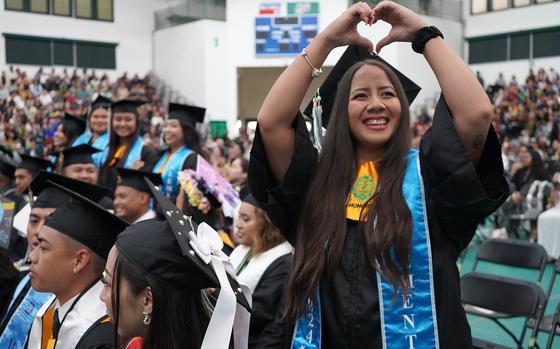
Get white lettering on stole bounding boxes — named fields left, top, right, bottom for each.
left=402, top=274, right=417, bottom=345
left=405, top=334, right=417, bottom=349
left=403, top=314, right=415, bottom=329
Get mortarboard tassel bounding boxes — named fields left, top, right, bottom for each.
left=312, top=89, right=325, bottom=153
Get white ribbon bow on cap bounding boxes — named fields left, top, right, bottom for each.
left=188, top=222, right=252, bottom=349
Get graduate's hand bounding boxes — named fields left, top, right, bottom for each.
left=372, top=1, right=427, bottom=53
left=318, top=2, right=375, bottom=53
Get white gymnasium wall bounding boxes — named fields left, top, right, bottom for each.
left=0, top=0, right=179, bottom=78
left=463, top=1, right=560, bottom=84
left=153, top=19, right=228, bottom=123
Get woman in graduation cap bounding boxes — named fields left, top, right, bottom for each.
left=98, top=99, right=157, bottom=191
left=53, top=114, right=87, bottom=155
left=249, top=2, right=509, bottom=348
left=72, top=95, right=112, bottom=167
left=152, top=103, right=205, bottom=201
left=100, top=179, right=251, bottom=349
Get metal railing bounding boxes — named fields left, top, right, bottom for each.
left=155, top=0, right=226, bottom=31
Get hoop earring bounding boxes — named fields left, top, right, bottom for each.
left=142, top=311, right=151, bottom=326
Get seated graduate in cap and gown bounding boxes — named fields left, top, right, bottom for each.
left=249, top=3, right=510, bottom=348
left=57, top=144, right=114, bottom=211
left=229, top=193, right=292, bottom=348
left=98, top=99, right=157, bottom=191
left=99, top=178, right=251, bottom=349
left=0, top=171, right=113, bottom=349
left=9, top=155, right=52, bottom=262
left=25, top=179, right=129, bottom=349
left=113, top=168, right=161, bottom=224
left=72, top=95, right=111, bottom=168
left=52, top=114, right=87, bottom=170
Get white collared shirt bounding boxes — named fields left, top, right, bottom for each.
left=133, top=210, right=156, bottom=224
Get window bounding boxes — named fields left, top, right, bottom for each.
left=535, top=0, right=554, bottom=3
left=4, top=34, right=117, bottom=69
left=52, top=0, right=71, bottom=16
left=76, top=42, right=116, bottom=69
left=491, top=0, right=509, bottom=10
left=471, top=0, right=488, bottom=13
left=53, top=40, right=73, bottom=65
left=510, top=33, right=530, bottom=60
left=513, top=0, right=531, bottom=6
left=5, top=36, right=51, bottom=65
left=75, top=0, right=113, bottom=21
left=468, top=36, right=508, bottom=64
left=5, top=0, right=49, bottom=13
left=533, top=29, right=560, bottom=58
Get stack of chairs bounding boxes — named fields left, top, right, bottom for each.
left=461, top=239, right=548, bottom=349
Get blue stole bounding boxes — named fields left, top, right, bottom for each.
left=0, top=275, right=52, bottom=349
left=99, top=136, right=143, bottom=169
left=72, top=132, right=109, bottom=169
left=153, top=146, right=192, bottom=198
left=292, top=149, right=440, bottom=349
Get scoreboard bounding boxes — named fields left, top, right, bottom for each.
left=255, top=15, right=318, bottom=55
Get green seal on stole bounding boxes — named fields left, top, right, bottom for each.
left=352, top=175, right=376, bottom=202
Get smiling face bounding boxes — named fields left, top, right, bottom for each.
left=90, top=108, right=109, bottom=135
left=347, top=64, right=402, bottom=162
left=112, top=112, right=137, bottom=139
left=163, top=118, right=184, bottom=148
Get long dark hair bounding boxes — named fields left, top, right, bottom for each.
left=181, top=123, right=202, bottom=154
left=111, top=250, right=210, bottom=349
left=285, top=59, right=413, bottom=319
left=61, top=120, right=83, bottom=147
left=100, top=111, right=140, bottom=174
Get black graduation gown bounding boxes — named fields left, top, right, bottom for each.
left=249, top=254, right=292, bottom=348
left=98, top=145, right=156, bottom=192
left=249, top=97, right=510, bottom=349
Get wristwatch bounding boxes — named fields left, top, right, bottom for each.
left=412, top=26, right=444, bottom=54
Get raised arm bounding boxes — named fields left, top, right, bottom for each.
left=257, top=2, right=375, bottom=183
left=373, top=1, right=492, bottom=163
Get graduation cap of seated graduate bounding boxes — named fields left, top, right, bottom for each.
left=30, top=170, right=112, bottom=209
left=111, top=99, right=145, bottom=115
left=302, top=45, right=421, bottom=127
left=0, top=153, right=17, bottom=180
left=43, top=180, right=129, bottom=260
left=60, top=144, right=100, bottom=168
left=17, top=154, right=52, bottom=174
left=168, top=103, right=206, bottom=128
left=90, top=95, right=112, bottom=111
left=116, top=178, right=251, bottom=311
left=61, top=113, right=87, bottom=135
left=116, top=168, right=162, bottom=194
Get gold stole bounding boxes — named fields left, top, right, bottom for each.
left=345, top=161, right=379, bottom=221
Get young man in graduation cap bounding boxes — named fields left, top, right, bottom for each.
left=26, top=179, right=128, bottom=349
left=0, top=171, right=112, bottom=349
left=15, top=155, right=51, bottom=196
left=113, top=168, right=161, bottom=224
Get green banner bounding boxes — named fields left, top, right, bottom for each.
left=288, top=2, right=319, bottom=15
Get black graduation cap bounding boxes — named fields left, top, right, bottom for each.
left=116, top=178, right=251, bottom=310
left=43, top=180, right=129, bottom=260
left=111, top=99, right=144, bottom=114
left=17, top=154, right=52, bottom=174
left=168, top=103, right=206, bottom=128
left=0, top=153, right=16, bottom=179
left=116, top=168, right=162, bottom=194
left=60, top=144, right=100, bottom=168
left=91, top=95, right=112, bottom=111
left=303, top=45, right=421, bottom=126
left=242, top=192, right=259, bottom=208
left=61, top=114, right=87, bottom=135
left=30, top=170, right=112, bottom=209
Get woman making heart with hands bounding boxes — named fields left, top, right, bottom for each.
left=251, top=1, right=508, bottom=348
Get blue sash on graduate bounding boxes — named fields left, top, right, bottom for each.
left=71, top=132, right=91, bottom=147
left=0, top=275, right=52, bottom=349
left=153, top=146, right=192, bottom=198
left=98, top=136, right=143, bottom=169
left=292, top=149, right=440, bottom=349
